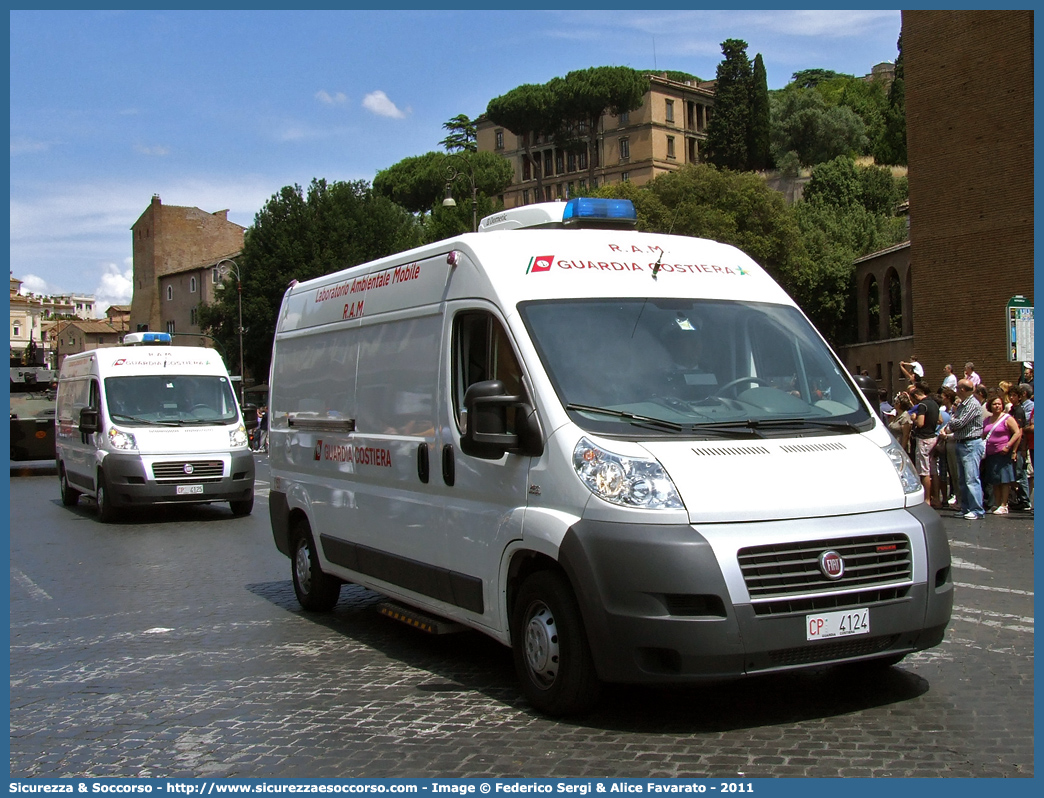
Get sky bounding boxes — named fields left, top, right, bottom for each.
left=9, top=8, right=903, bottom=315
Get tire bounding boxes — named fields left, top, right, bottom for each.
left=95, top=470, right=119, bottom=523
left=59, top=466, right=80, bottom=507
left=230, top=495, right=254, bottom=517
left=291, top=520, right=340, bottom=612
left=511, top=570, right=601, bottom=716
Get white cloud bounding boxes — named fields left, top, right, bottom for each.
left=94, top=261, right=134, bottom=313
left=10, top=138, right=49, bottom=156
left=134, top=144, right=171, bottom=156
left=17, top=274, right=59, bottom=296
left=362, top=90, right=409, bottom=119
left=315, top=90, right=347, bottom=105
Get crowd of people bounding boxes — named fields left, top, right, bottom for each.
left=881, top=358, right=1033, bottom=520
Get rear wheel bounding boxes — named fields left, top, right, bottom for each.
left=291, top=519, right=340, bottom=611
left=59, top=466, right=80, bottom=507
left=511, top=570, right=601, bottom=716
left=95, top=470, right=119, bottom=523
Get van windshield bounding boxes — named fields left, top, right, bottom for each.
left=104, top=375, right=240, bottom=426
left=519, top=298, right=873, bottom=438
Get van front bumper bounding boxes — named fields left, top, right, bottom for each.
left=100, top=451, right=255, bottom=507
left=558, top=502, right=952, bottom=684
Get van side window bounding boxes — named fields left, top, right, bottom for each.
left=453, top=312, right=524, bottom=432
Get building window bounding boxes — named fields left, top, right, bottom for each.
left=166, top=321, right=176, bottom=335
left=166, top=286, right=173, bottom=301
left=190, top=306, right=198, bottom=325
left=13, top=325, right=20, bottom=337
left=666, top=99, right=675, bottom=123
left=190, top=276, right=197, bottom=293
left=555, top=151, right=564, bottom=174
left=619, top=137, right=630, bottom=161
left=567, top=152, right=577, bottom=172
left=619, top=111, right=629, bottom=126
left=667, top=135, right=676, bottom=159
left=212, top=268, right=219, bottom=284
left=578, top=150, right=588, bottom=170
left=621, top=172, right=630, bottom=182
left=544, top=186, right=552, bottom=201
left=522, top=190, right=530, bottom=205
left=495, top=130, right=504, bottom=150
left=544, top=151, right=553, bottom=176
left=522, top=158, right=531, bottom=181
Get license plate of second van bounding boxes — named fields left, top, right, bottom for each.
left=176, top=485, right=204, bottom=495
left=806, top=608, right=869, bottom=641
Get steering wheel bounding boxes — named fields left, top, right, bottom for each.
left=712, top=376, right=772, bottom=397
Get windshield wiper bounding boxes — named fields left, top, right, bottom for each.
left=111, top=413, right=181, bottom=426
left=565, top=403, right=685, bottom=432
left=730, top=417, right=864, bottom=434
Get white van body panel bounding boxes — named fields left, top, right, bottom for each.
left=268, top=202, right=952, bottom=714
left=56, top=344, right=254, bottom=516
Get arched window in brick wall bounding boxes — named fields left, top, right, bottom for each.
left=866, top=275, right=881, bottom=341
left=886, top=268, right=903, bottom=339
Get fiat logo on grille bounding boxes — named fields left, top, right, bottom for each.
left=819, top=550, right=845, bottom=579
left=183, top=463, right=194, bottom=475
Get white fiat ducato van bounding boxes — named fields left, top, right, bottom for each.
left=56, top=332, right=255, bottom=522
left=267, top=198, right=952, bottom=716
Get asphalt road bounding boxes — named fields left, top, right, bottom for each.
left=8, top=457, right=1035, bottom=779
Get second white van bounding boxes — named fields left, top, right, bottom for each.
left=56, top=333, right=255, bottom=522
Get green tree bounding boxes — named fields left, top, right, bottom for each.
left=874, top=33, right=906, bottom=165
left=557, top=66, right=648, bottom=184
left=789, top=68, right=847, bottom=89
left=198, top=179, right=421, bottom=380
left=770, top=87, right=868, bottom=167
left=704, top=39, right=753, bottom=171
left=748, top=53, right=773, bottom=171
left=373, top=149, right=512, bottom=242
left=439, top=114, right=477, bottom=153
left=486, top=82, right=560, bottom=198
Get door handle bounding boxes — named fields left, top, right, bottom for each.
left=442, top=444, right=455, bottom=487
left=417, top=443, right=430, bottom=484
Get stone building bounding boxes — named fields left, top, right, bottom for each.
left=130, top=195, right=245, bottom=336
left=476, top=73, right=715, bottom=208
left=839, top=10, right=1033, bottom=394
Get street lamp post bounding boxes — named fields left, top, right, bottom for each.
left=442, top=153, right=478, bottom=233
left=215, top=258, right=246, bottom=406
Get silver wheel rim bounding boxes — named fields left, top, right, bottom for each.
left=294, top=540, right=313, bottom=594
left=523, top=601, right=559, bottom=689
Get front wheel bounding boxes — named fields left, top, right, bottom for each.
left=291, top=520, right=340, bottom=612
left=230, top=495, right=254, bottom=517
left=95, top=470, right=119, bottom=523
left=511, top=570, right=601, bottom=716
left=59, top=466, right=80, bottom=507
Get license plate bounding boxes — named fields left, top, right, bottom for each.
left=806, top=607, right=869, bottom=641
left=176, top=484, right=204, bottom=495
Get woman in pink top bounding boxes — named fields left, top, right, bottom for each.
left=981, top=393, right=1022, bottom=514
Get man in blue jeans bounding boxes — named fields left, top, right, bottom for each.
left=948, top=379, right=985, bottom=519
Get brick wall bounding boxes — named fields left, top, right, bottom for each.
left=130, top=196, right=244, bottom=333
left=904, top=10, right=1034, bottom=391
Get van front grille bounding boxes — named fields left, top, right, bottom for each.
left=738, top=534, right=912, bottom=615
left=152, top=460, right=224, bottom=482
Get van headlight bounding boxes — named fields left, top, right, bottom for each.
left=573, top=437, right=683, bottom=510
left=230, top=425, right=248, bottom=448
left=108, top=427, right=137, bottom=451
left=883, top=439, right=922, bottom=494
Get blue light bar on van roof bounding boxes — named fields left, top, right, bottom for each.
left=561, top=198, right=637, bottom=224
left=123, top=332, right=171, bottom=345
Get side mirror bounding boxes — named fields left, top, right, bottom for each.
left=78, top=407, right=100, bottom=434
left=461, top=380, right=543, bottom=460
left=241, top=404, right=259, bottom=430
left=851, top=374, right=882, bottom=411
